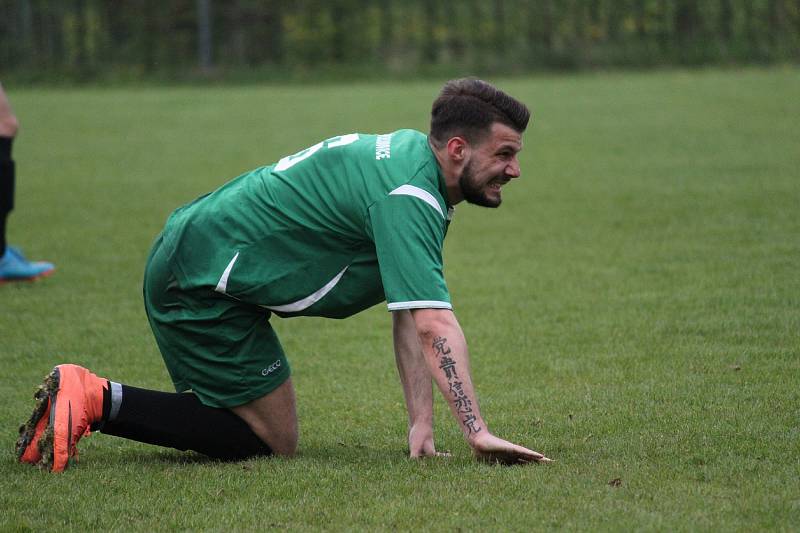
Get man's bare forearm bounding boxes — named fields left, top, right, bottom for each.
left=392, top=310, right=435, bottom=455
left=408, top=308, right=553, bottom=465
left=411, top=308, right=487, bottom=444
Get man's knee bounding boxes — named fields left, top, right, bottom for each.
left=267, top=425, right=299, bottom=457
left=231, top=378, right=299, bottom=457
left=239, top=410, right=298, bottom=457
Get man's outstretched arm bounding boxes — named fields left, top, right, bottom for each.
left=392, top=309, right=439, bottom=457
left=410, top=308, right=552, bottom=465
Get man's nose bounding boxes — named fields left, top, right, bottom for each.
left=506, top=158, right=521, bottom=178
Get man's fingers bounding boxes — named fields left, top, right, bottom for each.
left=476, top=450, right=553, bottom=466
left=522, top=448, right=553, bottom=463
left=514, top=449, right=551, bottom=463
left=520, top=447, right=554, bottom=463
left=515, top=455, right=552, bottom=466
left=523, top=450, right=553, bottom=463
left=411, top=450, right=452, bottom=459
left=471, top=434, right=553, bottom=465
left=507, top=442, right=546, bottom=459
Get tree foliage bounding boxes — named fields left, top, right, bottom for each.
left=1, top=0, right=798, bottom=81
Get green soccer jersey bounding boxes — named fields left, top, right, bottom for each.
left=159, top=129, right=454, bottom=319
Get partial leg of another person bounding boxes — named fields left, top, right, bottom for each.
left=0, top=82, right=55, bottom=282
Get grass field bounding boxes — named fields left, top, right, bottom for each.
left=2, top=68, right=799, bottom=531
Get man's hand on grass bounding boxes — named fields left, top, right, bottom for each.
left=408, top=423, right=451, bottom=458
left=470, top=432, right=552, bottom=465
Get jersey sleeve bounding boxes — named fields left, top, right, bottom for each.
left=367, top=189, right=451, bottom=311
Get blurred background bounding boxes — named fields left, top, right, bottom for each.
left=1, top=0, right=799, bottom=84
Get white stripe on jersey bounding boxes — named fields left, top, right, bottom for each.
left=387, top=300, right=452, bottom=311
left=215, top=252, right=240, bottom=294
left=388, top=185, right=444, bottom=219
left=264, top=265, right=350, bottom=313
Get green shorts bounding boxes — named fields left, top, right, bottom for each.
left=143, top=234, right=291, bottom=408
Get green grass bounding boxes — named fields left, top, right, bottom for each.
left=2, top=68, right=799, bottom=531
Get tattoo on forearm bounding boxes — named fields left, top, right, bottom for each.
left=439, top=356, right=458, bottom=380
left=431, top=336, right=482, bottom=435
left=432, top=336, right=451, bottom=357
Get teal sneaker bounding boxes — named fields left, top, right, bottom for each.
left=0, top=246, right=55, bottom=283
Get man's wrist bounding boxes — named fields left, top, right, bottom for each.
left=409, top=421, right=433, bottom=438
left=465, top=421, right=488, bottom=447
left=408, top=420, right=433, bottom=440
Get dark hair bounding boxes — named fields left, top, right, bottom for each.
left=429, top=78, right=530, bottom=148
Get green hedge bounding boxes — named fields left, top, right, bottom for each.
left=2, top=0, right=798, bottom=82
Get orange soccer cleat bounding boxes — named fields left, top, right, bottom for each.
left=28, top=365, right=107, bottom=472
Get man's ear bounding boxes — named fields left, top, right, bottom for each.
left=445, top=136, right=469, bottom=163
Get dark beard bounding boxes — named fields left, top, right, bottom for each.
left=459, top=159, right=501, bottom=208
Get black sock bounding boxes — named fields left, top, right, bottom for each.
left=99, top=385, right=272, bottom=461
left=0, top=136, right=11, bottom=160
left=0, top=136, right=13, bottom=255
